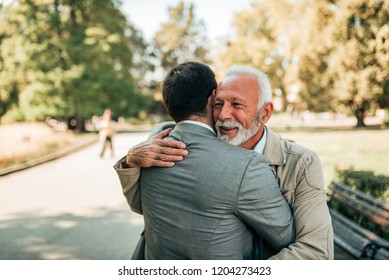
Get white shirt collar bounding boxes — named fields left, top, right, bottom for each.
left=253, top=127, right=267, bottom=154
left=180, top=120, right=216, bottom=135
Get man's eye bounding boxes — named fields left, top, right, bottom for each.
left=232, top=103, right=243, bottom=108
left=214, top=103, right=223, bottom=108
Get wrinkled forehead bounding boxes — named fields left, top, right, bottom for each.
left=216, top=74, right=259, bottom=99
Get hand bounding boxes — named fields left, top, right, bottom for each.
left=126, top=128, right=188, bottom=168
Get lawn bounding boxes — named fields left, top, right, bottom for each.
left=272, top=127, right=389, bottom=189
left=0, top=122, right=97, bottom=171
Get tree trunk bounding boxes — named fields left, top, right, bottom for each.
left=355, top=108, right=366, bottom=127
left=75, top=113, right=85, bottom=132
left=281, top=89, right=288, bottom=112
left=74, top=93, right=85, bottom=132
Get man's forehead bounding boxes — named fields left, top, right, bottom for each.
left=215, top=87, right=246, bottom=101
left=220, top=73, right=256, bottom=85
left=216, top=75, right=257, bottom=95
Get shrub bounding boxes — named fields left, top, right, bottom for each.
left=336, top=168, right=389, bottom=202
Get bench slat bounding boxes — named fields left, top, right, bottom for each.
left=331, top=182, right=389, bottom=211
left=330, top=193, right=389, bottom=227
left=328, top=182, right=389, bottom=229
left=330, top=209, right=389, bottom=259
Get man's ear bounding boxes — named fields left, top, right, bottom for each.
left=260, top=102, right=274, bottom=124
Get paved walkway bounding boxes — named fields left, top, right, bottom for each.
left=0, top=132, right=148, bottom=260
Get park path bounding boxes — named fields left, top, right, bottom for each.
left=0, top=132, right=148, bottom=260
left=0, top=131, right=352, bottom=260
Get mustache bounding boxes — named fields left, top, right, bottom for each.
left=215, top=120, right=242, bottom=129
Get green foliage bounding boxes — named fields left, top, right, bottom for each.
left=218, top=0, right=292, bottom=111
left=336, top=168, right=389, bottom=202
left=297, top=0, right=336, bottom=113
left=0, top=0, right=152, bottom=125
left=328, top=0, right=389, bottom=126
left=219, top=0, right=388, bottom=126
left=2, top=0, right=387, bottom=125
left=153, top=1, right=211, bottom=74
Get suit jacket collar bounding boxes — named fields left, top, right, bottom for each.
left=263, top=126, right=286, bottom=166
left=171, top=122, right=217, bottom=140
left=180, top=120, right=215, bottom=134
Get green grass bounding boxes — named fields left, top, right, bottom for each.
left=272, top=127, right=389, bottom=188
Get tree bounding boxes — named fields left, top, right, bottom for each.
left=297, top=0, right=336, bottom=113
left=153, top=1, right=211, bottom=74
left=218, top=0, right=387, bottom=127
left=0, top=0, right=152, bottom=127
left=217, top=0, right=306, bottom=112
left=327, top=0, right=388, bottom=127
left=0, top=2, right=28, bottom=123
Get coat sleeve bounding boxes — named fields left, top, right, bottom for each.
left=113, top=157, right=143, bottom=214
left=268, top=152, right=334, bottom=260
left=236, top=154, right=295, bottom=251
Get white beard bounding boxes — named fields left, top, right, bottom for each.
left=215, top=114, right=261, bottom=146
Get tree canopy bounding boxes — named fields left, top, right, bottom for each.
left=153, top=1, right=211, bottom=74
left=0, top=0, right=387, bottom=127
left=0, top=0, right=152, bottom=125
left=217, top=0, right=388, bottom=126
left=327, top=0, right=388, bottom=126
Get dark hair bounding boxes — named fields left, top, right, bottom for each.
left=162, top=62, right=217, bottom=122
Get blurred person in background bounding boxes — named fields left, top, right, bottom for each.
left=98, top=108, right=115, bottom=159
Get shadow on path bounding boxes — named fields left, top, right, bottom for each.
left=0, top=207, right=143, bottom=260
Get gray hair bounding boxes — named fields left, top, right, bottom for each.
left=222, top=65, right=272, bottom=110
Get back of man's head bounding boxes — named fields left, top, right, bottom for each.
left=162, top=62, right=217, bottom=122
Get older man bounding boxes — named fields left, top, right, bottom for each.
left=115, top=65, right=334, bottom=260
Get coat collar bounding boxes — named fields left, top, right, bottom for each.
left=263, top=126, right=286, bottom=166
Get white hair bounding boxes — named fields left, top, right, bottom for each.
left=222, top=65, right=272, bottom=110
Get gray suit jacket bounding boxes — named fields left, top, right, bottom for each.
left=138, top=122, right=294, bottom=259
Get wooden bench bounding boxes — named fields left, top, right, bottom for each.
left=327, top=181, right=389, bottom=259
left=330, top=209, right=389, bottom=259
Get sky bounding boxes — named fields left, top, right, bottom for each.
left=121, top=0, right=252, bottom=42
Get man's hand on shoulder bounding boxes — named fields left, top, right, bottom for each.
left=126, top=128, right=188, bottom=168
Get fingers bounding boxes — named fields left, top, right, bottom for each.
left=126, top=145, right=186, bottom=168
left=153, top=138, right=187, bottom=150
left=125, top=134, right=188, bottom=168
left=152, top=129, right=187, bottom=150
left=148, top=160, right=176, bottom=168
left=151, top=144, right=188, bottom=157
left=154, top=128, right=172, bottom=139
left=129, top=153, right=180, bottom=168
left=129, top=155, right=177, bottom=168
left=154, top=152, right=185, bottom=162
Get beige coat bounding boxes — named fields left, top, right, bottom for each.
left=264, top=127, right=333, bottom=260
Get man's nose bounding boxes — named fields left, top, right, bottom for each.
left=218, top=104, right=233, bottom=121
